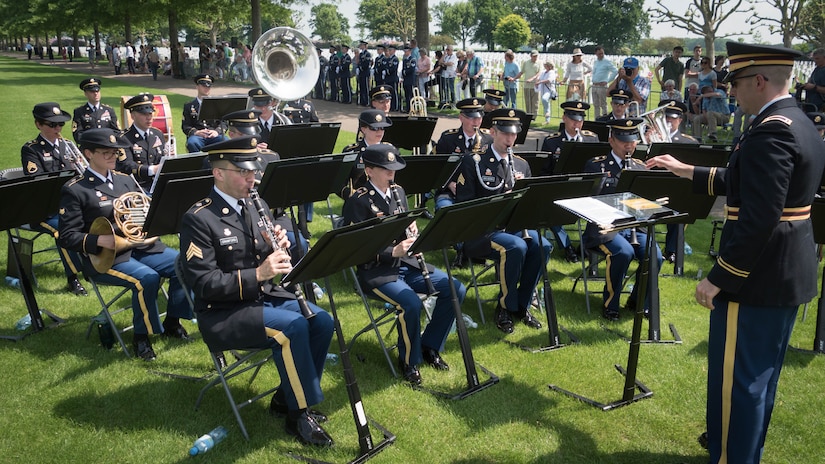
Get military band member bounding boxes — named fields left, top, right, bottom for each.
left=328, top=45, right=340, bottom=102
left=356, top=40, right=373, bottom=106
left=661, top=99, right=697, bottom=143
left=117, top=93, right=168, bottom=190
left=58, top=129, right=192, bottom=360
left=373, top=44, right=386, bottom=87
left=596, top=89, right=632, bottom=122
left=808, top=111, right=825, bottom=139
left=454, top=108, right=550, bottom=334
left=648, top=43, right=825, bottom=463
left=401, top=45, right=417, bottom=113
left=368, top=85, right=392, bottom=114
left=182, top=74, right=226, bottom=153
left=540, top=101, right=600, bottom=175
left=479, top=89, right=505, bottom=129
left=72, top=77, right=119, bottom=142
left=340, top=109, right=392, bottom=199
left=21, top=102, right=86, bottom=296
left=384, top=44, right=401, bottom=112
left=248, top=88, right=276, bottom=143
left=179, top=136, right=335, bottom=447
left=282, top=96, right=320, bottom=124
left=339, top=44, right=353, bottom=104
left=582, top=119, right=662, bottom=321
left=314, top=47, right=327, bottom=101
left=342, top=144, right=466, bottom=384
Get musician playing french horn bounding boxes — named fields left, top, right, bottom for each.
left=21, top=102, right=87, bottom=296
left=342, top=144, right=466, bottom=385
left=58, top=128, right=192, bottom=361
left=179, top=136, right=335, bottom=447
left=117, top=93, right=169, bottom=191
left=582, top=118, right=663, bottom=322
left=454, top=108, right=550, bottom=335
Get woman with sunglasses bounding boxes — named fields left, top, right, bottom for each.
left=339, top=109, right=392, bottom=200
left=697, top=57, right=718, bottom=93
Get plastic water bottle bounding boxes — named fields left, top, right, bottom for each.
left=189, top=426, right=228, bottom=456
left=15, top=313, right=33, bottom=331
left=383, top=302, right=395, bottom=311
left=325, top=353, right=339, bottom=366
left=312, top=282, right=325, bottom=301
left=4, top=276, right=20, bottom=288
left=462, top=313, right=478, bottom=329
left=422, top=296, right=436, bottom=312
left=684, top=242, right=693, bottom=256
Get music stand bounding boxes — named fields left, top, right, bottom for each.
left=281, top=211, right=424, bottom=464
left=258, top=154, right=356, bottom=208
left=381, top=116, right=438, bottom=152
left=506, top=174, right=607, bottom=352
left=645, top=142, right=731, bottom=167
left=266, top=123, right=341, bottom=158
left=512, top=151, right=553, bottom=177
left=143, top=174, right=214, bottom=237
left=551, top=193, right=684, bottom=410
left=197, top=95, right=248, bottom=121
left=791, top=196, right=825, bottom=354
left=0, top=171, right=73, bottom=341
left=408, top=190, right=526, bottom=400
left=553, top=142, right=611, bottom=174
left=148, top=152, right=210, bottom=194
left=392, top=154, right=461, bottom=196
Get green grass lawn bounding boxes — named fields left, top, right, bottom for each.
left=0, top=55, right=823, bottom=463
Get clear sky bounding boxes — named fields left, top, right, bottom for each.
left=291, top=0, right=783, bottom=46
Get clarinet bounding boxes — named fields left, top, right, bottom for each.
left=624, top=151, right=641, bottom=248
left=506, top=146, right=532, bottom=243
left=389, top=181, right=438, bottom=300
left=248, top=184, right=316, bottom=319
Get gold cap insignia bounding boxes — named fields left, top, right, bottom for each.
left=625, top=120, right=633, bottom=126
left=52, top=107, right=60, bottom=115
left=472, top=99, right=478, bottom=105
left=817, top=116, right=823, bottom=123
left=576, top=103, right=583, bottom=108
left=142, top=94, right=149, bottom=101
left=508, top=110, right=515, bottom=117
left=387, top=153, right=395, bottom=161
left=375, top=114, right=383, bottom=122
left=248, top=111, right=255, bottom=118
left=90, top=79, right=97, bottom=84
left=109, top=134, right=116, bottom=143
left=250, top=138, right=257, bottom=146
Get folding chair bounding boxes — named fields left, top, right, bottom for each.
left=467, top=258, right=498, bottom=325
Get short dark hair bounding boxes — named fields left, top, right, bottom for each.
left=673, top=46, right=684, bottom=52
left=594, top=45, right=604, bottom=52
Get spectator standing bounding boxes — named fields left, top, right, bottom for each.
left=125, top=41, right=136, bottom=74
left=519, top=50, right=542, bottom=116
left=111, top=44, right=122, bottom=75
left=441, top=46, right=458, bottom=104
left=684, top=45, right=703, bottom=96
left=464, top=49, right=484, bottom=97
left=455, top=50, right=469, bottom=99
left=147, top=47, right=160, bottom=81
left=87, top=44, right=96, bottom=69
left=608, top=56, right=650, bottom=116
left=500, top=50, right=520, bottom=109
left=417, top=48, right=432, bottom=100
left=176, top=43, right=187, bottom=79
left=591, top=45, right=618, bottom=118
left=561, top=48, right=592, bottom=101
left=537, top=61, right=558, bottom=122
left=655, top=46, right=685, bottom=94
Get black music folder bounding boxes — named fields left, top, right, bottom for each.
left=266, top=122, right=340, bottom=158
left=197, top=95, right=248, bottom=121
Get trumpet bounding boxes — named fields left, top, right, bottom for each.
left=505, top=147, right=531, bottom=243
left=63, top=138, right=89, bottom=176
left=249, top=183, right=315, bottom=320
left=389, top=181, right=438, bottom=304
left=89, top=188, right=159, bottom=273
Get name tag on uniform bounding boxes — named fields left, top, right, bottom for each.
left=481, top=175, right=496, bottom=183
left=98, top=200, right=112, bottom=207
left=220, top=236, right=239, bottom=246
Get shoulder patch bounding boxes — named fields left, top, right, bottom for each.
left=479, top=128, right=491, bottom=135
left=354, top=186, right=370, bottom=198
left=192, top=197, right=212, bottom=213
left=343, top=143, right=359, bottom=152
left=111, top=170, right=128, bottom=177
left=581, top=130, right=597, bottom=136
left=592, top=155, right=608, bottom=162
left=24, top=139, right=37, bottom=147
left=443, top=128, right=460, bottom=135
left=761, top=115, right=792, bottom=126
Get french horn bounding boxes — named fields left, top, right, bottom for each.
left=89, top=191, right=158, bottom=273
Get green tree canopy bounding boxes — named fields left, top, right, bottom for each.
left=310, top=3, right=349, bottom=42
left=493, top=14, right=530, bottom=50
left=356, top=0, right=417, bottom=42
left=472, top=0, right=507, bottom=50
left=436, top=1, right=477, bottom=50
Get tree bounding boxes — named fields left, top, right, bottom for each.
left=472, top=0, right=507, bottom=50
left=416, top=0, right=429, bottom=53
left=651, top=0, right=747, bottom=58
left=436, top=1, right=476, bottom=49
left=355, top=0, right=416, bottom=41
left=493, top=14, right=530, bottom=50
left=799, top=0, right=825, bottom=48
left=748, top=0, right=807, bottom=48
left=310, top=3, right=349, bottom=42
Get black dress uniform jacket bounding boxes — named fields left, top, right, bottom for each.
left=434, top=128, right=492, bottom=155
left=670, top=130, right=698, bottom=144
left=342, top=183, right=431, bottom=289
left=539, top=130, right=600, bottom=175
left=181, top=98, right=224, bottom=138
left=58, top=169, right=165, bottom=275
left=179, top=189, right=295, bottom=352
left=21, top=135, right=71, bottom=175
left=282, top=99, right=319, bottom=124
left=340, top=139, right=370, bottom=199
left=693, top=97, right=825, bottom=306
left=72, top=103, right=119, bottom=142
left=117, top=125, right=169, bottom=188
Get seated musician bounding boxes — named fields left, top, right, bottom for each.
left=595, top=89, right=632, bottom=122
left=660, top=99, right=697, bottom=263
left=71, top=78, right=119, bottom=143
left=340, top=109, right=392, bottom=200
left=582, top=118, right=663, bottom=321
left=454, top=108, right=550, bottom=334
left=182, top=74, right=226, bottom=153
left=249, top=88, right=276, bottom=143
left=58, top=129, right=192, bottom=360
left=369, top=85, right=393, bottom=114
left=21, top=102, right=86, bottom=296
left=342, top=144, right=465, bottom=385
left=179, top=136, right=334, bottom=447
left=117, top=93, right=169, bottom=191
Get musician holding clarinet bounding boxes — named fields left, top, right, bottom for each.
left=342, top=144, right=466, bottom=385
left=179, top=136, right=335, bottom=447
left=454, top=108, right=550, bottom=335
left=582, top=118, right=662, bottom=322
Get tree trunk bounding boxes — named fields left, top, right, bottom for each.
left=125, top=11, right=132, bottom=43
left=169, top=7, right=180, bottom=78
left=416, top=0, right=429, bottom=53
left=251, top=0, right=262, bottom=45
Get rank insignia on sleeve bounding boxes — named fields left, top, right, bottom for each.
left=27, top=161, right=37, bottom=173
left=186, top=242, right=203, bottom=261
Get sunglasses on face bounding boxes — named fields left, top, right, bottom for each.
left=43, top=121, right=65, bottom=128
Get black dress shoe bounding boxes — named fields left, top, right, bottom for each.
left=67, top=276, right=88, bottom=296
left=133, top=336, right=156, bottom=361
left=285, top=411, right=334, bottom=447
left=494, top=306, right=515, bottom=334
left=270, top=392, right=328, bottom=423
left=564, top=246, right=580, bottom=263
left=519, top=309, right=542, bottom=329
left=398, top=358, right=422, bottom=385
left=161, top=322, right=191, bottom=341
left=601, top=309, right=620, bottom=321
left=698, top=431, right=708, bottom=450
left=422, top=347, right=449, bottom=371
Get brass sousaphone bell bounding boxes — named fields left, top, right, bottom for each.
left=251, top=27, right=320, bottom=106
left=89, top=191, right=158, bottom=273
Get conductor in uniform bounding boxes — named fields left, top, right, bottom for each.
left=179, top=136, right=335, bottom=447
left=342, top=144, right=466, bottom=385
left=454, top=108, right=550, bottom=334
left=582, top=118, right=662, bottom=322
left=182, top=74, right=226, bottom=152
left=647, top=42, right=825, bottom=464
left=21, top=102, right=86, bottom=296
left=117, top=93, right=169, bottom=190
left=72, top=78, right=119, bottom=142
left=58, top=129, right=192, bottom=360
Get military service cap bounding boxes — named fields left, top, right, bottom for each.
left=561, top=101, right=590, bottom=121
left=606, top=118, right=644, bottom=142
left=456, top=98, right=485, bottom=118
left=194, top=73, right=214, bottom=87
left=124, top=93, right=155, bottom=114
left=78, top=128, right=130, bottom=150
left=206, top=135, right=262, bottom=171
left=370, top=85, right=392, bottom=101
left=33, top=102, right=71, bottom=123
left=223, top=109, right=262, bottom=136
left=489, top=108, right=524, bottom=134
left=807, top=112, right=825, bottom=130
left=79, top=77, right=102, bottom=92
left=483, top=89, right=505, bottom=106
left=724, top=41, right=803, bottom=83
left=362, top=144, right=406, bottom=171
left=609, top=89, right=631, bottom=105
left=661, top=99, right=688, bottom=118
left=358, top=109, right=392, bottom=129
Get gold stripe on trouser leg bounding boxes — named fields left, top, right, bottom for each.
left=105, top=268, right=154, bottom=334
left=58, top=247, right=79, bottom=274
left=598, top=244, right=615, bottom=309
left=372, top=289, right=411, bottom=365
left=720, top=301, right=739, bottom=464
left=265, top=328, right=307, bottom=409
left=490, top=241, right=508, bottom=309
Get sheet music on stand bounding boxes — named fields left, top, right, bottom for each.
left=555, top=192, right=677, bottom=231
left=148, top=152, right=209, bottom=194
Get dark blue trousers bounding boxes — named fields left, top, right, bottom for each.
left=597, top=229, right=662, bottom=312
left=486, top=230, right=551, bottom=313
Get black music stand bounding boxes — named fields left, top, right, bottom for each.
left=408, top=190, right=526, bottom=400
left=143, top=174, right=215, bottom=237
left=512, top=151, right=553, bottom=177
left=0, top=171, right=73, bottom=341
left=506, top=174, right=607, bottom=352
left=381, top=116, right=438, bottom=152
left=553, top=142, right=611, bottom=174
left=266, top=123, right=341, bottom=158
left=148, top=152, right=210, bottom=194
left=392, top=155, right=461, bottom=197
left=645, top=142, right=731, bottom=167
left=197, top=95, right=248, bottom=121
left=551, top=193, right=684, bottom=410
left=281, top=211, right=424, bottom=464
left=791, top=197, right=825, bottom=354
